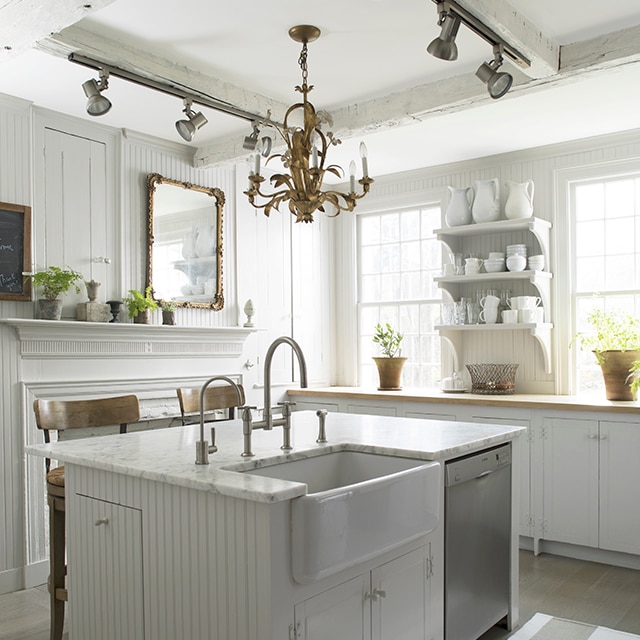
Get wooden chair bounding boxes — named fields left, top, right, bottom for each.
left=33, top=395, right=140, bottom=640
left=177, top=383, right=246, bottom=426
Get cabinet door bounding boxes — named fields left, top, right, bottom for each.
left=68, top=495, right=144, bottom=640
left=294, top=574, right=370, bottom=640
left=542, top=417, right=598, bottom=546
left=371, top=545, right=431, bottom=640
left=599, top=421, right=640, bottom=555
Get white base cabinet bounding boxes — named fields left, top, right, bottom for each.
left=294, top=545, right=433, bottom=640
left=541, top=417, right=640, bottom=555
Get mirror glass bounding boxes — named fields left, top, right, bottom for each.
left=146, top=173, right=224, bottom=309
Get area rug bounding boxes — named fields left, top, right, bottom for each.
left=510, top=613, right=640, bottom=640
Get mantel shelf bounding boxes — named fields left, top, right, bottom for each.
left=0, top=318, right=256, bottom=360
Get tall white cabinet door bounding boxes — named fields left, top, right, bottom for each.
left=294, top=574, right=370, bottom=640
left=371, top=546, right=431, bottom=640
left=69, top=495, right=144, bottom=640
left=542, top=417, right=599, bottom=546
left=599, top=421, right=640, bottom=555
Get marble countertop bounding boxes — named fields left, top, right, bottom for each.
left=27, top=410, right=524, bottom=503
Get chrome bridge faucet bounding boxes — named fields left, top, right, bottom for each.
left=241, top=336, right=308, bottom=457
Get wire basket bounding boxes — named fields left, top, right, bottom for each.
left=465, top=363, right=519, bottom=395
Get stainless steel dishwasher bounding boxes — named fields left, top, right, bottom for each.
left=445, top=443, right=512, bottom=640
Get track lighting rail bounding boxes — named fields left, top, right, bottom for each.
left=430, top=0, right=531, bottom=69
left=68, top=52, right=268, bottom=125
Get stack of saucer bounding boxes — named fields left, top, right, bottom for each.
left=506, top=244, right=527, bottom=258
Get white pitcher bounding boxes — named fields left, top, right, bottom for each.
left=182, top=230, right=197, bottom=259
left=445, top=186, right=474, bottom=227
left=505, top=179, right=534, bottom=219
left=195, top=225, right=216, bottom=258
left=471, top=178, right=500, bottom=223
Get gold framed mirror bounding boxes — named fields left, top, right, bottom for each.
left=146, top=173, right=224, bottom=310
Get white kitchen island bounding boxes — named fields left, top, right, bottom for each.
left=27, top=411, right=524, bottom=640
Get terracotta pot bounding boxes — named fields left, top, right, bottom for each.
left=373, top=357, right=407, bottom=391
left=38, top=299, right=63, bottom=320
left=133, top=309, right=151, bottom=324
left=598, top=350, right=640, bottom=401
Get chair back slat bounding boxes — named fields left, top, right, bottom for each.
left=34, top=395, right=140, bottom=432
left=177, top=384, right=245, bottom=424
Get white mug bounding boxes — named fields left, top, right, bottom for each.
left=519, top=296, right=541, bottom=310
left=443, top=263, right=456, bottom=277
left=480, top=294, right=500, bottom=309
left=480, top=306, right=498, bottom=324
left=501, top=309, right=518, bottom=324
left=508, top=296, right=521, bottom=310
left=519, top=309, right=536, bottom=323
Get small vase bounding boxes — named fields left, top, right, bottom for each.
left=38, top=299, right=63, bottom=320
left=134, top=309, right=151, bottom=324
left=445, top=186, right=474, bottom=227
left=472, top=178, right=500, bottom=223
left=505, top=180, right=534, bottom=220
left=85, top=279, right=101, bottom=302
left=195, top=226, right=216, bottom=258
left=182, top=231, right=197, bottom=259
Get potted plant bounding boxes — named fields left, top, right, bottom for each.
left=372, top=322, right=407, bottom=390
left=24, top=266, right=84, bottom=320
left=123, top=286, right=159, bottom=324
left=573, top=308, right=640, bottom=401
left=160, top=299, right=177, bottom=325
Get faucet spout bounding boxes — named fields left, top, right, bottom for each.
left=195, top=375, right=244, bottom=465
left=262, top=336, right=308, bottom=431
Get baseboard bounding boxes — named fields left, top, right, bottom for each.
left=0, top=567, right=24, bottom=595
left=520, top=536, right=640, bottom=570
left=24, top=560, right=48, bottom=589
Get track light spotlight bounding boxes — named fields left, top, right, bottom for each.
left=243, top=123, right=260, bottom=150
left=82, top=69, right=111, bottom=116
left=427, top=4, right=461, bottom=61
left=476, top=45, right=513, bottom=99
left=175, top=99, right=208, bottom=142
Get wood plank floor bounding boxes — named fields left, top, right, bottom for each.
left=1, top=551, right=639, bottom=640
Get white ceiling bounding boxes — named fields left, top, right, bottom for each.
left=1, top=0, right=640, bottom=178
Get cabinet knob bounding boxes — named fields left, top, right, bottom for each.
left=94, top=517, right=109, bottom=526
left=373, top=588, right=387, bottom=599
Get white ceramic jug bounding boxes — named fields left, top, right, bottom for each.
left=471, top=178, right=500, bottom=223
left=505, top=179, right=534, bottom=219
left=445, top=186, right=474, bottom=227
left=182, top=230, right=197, bottom=259
left=194, top=225, right=216, bottom=258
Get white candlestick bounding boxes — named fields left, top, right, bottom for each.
left=349, top=160, right=357, bottom=193
left=359, top=142, right=369, bottom=177
left=254, top=153, right=260, bottom=176
left=311, top=145, right=318, bottom=169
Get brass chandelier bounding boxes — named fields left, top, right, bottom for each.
left=244, top=25, right=373, bottom=223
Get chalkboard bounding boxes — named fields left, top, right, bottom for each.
left=0, top=202, right=32, bottom=301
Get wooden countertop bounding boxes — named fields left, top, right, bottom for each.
left=288, top=387, right=640, bottom=415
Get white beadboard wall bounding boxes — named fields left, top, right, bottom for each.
left=0, top=94, right=33, bottom=591
left=67, top=465, right=272, bottom=640
left=336, top=128, right=640, bottom=394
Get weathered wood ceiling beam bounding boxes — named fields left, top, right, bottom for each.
left=0, top=0, right=115, bottom=59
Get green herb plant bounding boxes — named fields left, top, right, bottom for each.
left=373, top=322, right=404, bottom=358
left=25, top=266, right=83, bottom=300
left=572, top=308, right=640, bottom=364
left=160, top=299, right=177, bottom=312
left=628, top=360, right=640, bottom=398
left=123, top=286, right=160, bottom=318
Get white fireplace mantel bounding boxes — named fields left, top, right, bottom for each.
left=0, top=318, right=255, bottom=359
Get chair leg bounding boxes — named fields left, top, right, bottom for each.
left=48, top=493, right=66, bottom=640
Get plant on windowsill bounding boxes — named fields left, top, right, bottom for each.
left=123, top=286, right=160, bottom=324
left=372, top=322, right=407, bottom=391
left=24, top=266, right=84, bottom=320
left=628, top=361, right=640, bottom=399
left=572, top=308, right=640, bottom=401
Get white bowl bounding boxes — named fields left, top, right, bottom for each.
left=506, top=255, right=527, bottom=272
left=484, top=260, right=506, bottom=273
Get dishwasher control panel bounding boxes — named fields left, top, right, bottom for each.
left=445, top=443, right=511, bottom=487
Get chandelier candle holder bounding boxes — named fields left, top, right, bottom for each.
left=244, top=25, right=373, bottom=223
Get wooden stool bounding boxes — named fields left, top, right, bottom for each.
left=34, top=395, right=140, bottom=640
left=177, top=383, right=245, bottom=425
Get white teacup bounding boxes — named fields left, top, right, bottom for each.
left=519, top=296, right=541, bottom=310
left=480, top=306, right=498, bottom=324
left=519, top=309, right=536, bottom=323
left=501, top=309, right=518, bottom=324
left=443, top=263, right=456, bottom=277
left=480, top=294, right=500, bottom=309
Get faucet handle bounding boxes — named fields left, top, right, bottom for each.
left=209, top=426, right=218, bottom=454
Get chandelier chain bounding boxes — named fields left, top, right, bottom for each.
left=298, top=42, right=309, bottom=90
